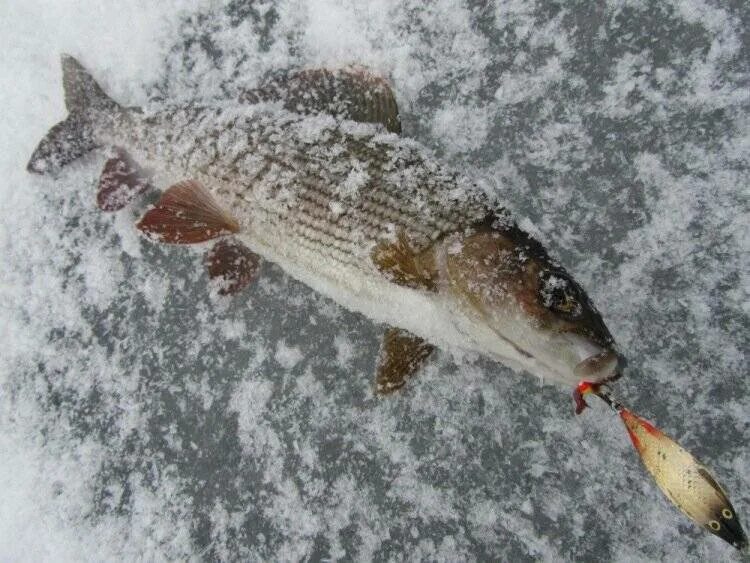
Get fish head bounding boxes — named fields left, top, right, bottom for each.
left=443, top=220, right=624, bottom=385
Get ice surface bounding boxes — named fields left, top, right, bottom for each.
left=1, top=0, right=748, bottom=561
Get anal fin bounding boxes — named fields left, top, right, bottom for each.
left=205, top=238, right=261, bottom=296
left=97, top=148, right=150, bottom=211
left=375, top=328, right=435, bottom=394
left=136, top=180, right=239, bottom=244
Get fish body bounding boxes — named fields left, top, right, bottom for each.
left=96, top=93, right=618, bottom=388
left=115, top=106, right=543, bottom=375
left=28, top=55, right=623, bottom=391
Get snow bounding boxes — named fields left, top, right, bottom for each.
left=1, top=0, right=749, bottom=561
left=274, top=339, right=304, bottom=369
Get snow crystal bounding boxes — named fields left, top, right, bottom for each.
left=431, top=102, right=492, bottom=155
left=333, top=332, right=355, bottom=368
left=274, top=339, right=304, bottom=369
left=340, top=162, right=370, bottom=198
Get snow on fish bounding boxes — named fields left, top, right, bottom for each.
left=27, top=54, right=747, bottom=551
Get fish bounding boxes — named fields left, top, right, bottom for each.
left=28, top=55, right=623, bottom=395
left=27, top=54, right=746, bottom=551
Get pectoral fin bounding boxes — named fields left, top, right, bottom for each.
left=205, top=238, right=261, bottom=295
left=371, top=232, right=437, bottom=291
left=241, top=67, right=401, bottom=133
left=97, top=148, right=150, bottom=211
left=136, top=180, right=239, bottom=244
left=375, top=328, right=435, bottom=394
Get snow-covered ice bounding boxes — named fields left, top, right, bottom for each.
left=1, top=0, right=748, bottom=560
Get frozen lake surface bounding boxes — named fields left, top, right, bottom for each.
left=1, top=1, right=748, bottom=560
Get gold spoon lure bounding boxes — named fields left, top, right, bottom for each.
left=577, top=382, right=748, bottom=551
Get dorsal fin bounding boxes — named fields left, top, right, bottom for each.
left=136, top=180, right=239, bottom=244
left=61, top=54, right=120, bottom=114
left=240, top=66, right=401, bottom=133
left=375, top=328, right=435, bottom=394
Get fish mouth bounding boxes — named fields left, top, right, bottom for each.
left=574, top=350, right=620, bottom=380
left=568, top=334, right=625, bottom=382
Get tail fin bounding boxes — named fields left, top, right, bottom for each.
left=27, top=54, right=120, bottom=174
left=60, top=55, right=120, bottom=114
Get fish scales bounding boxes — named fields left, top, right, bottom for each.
left=120, top=106, right=490, bottom=277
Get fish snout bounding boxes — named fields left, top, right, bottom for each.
left=569, top=336, right=626, bottom=382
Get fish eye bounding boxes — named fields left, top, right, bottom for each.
left=539, top=272, right=582, bottom=318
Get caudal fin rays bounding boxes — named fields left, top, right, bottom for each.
left=27, top=55, right=121, bottom=175
left=61, top=54, right=120, bottom=114
left=27, top=115, right=96, bottom=174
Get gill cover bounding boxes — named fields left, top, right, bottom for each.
left=443, top=215, right=614, bottom=352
